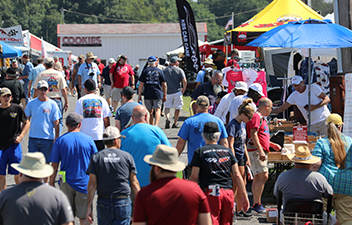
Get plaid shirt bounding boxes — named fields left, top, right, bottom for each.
left=312, top=134, right=352, bottom=195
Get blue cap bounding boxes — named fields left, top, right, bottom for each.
left=148, top=56, right=157, bottom=63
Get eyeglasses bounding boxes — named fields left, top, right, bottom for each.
left=38, top=88, right=48, bottom=91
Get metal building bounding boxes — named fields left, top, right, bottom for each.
left=57, top=23, right=207, bottom=67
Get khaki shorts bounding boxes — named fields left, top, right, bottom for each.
left=112, top=88, right=123, bottom=102
left=311, top=118, right=328, bottom=137
left=164, top=91, right=183, bottom=109
left=248, top=150, right=268, bottom=176
left=60, top=182, right=88, bottom=219
left=144, top=99, right=162, bottom=110
left=104, top=84, right=112, bottom=98
left=333, top=193, right=352, bottom=225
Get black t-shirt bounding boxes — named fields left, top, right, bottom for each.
left=139, top=66, right=166, bottom=100
left=0, top=104, right=27, bottom=150
left=86, top=148, right=137, bottom=196
left=0, top=79, right=25, bottom=104
left=190, top=144, right=238, bottom=189
left=10, top=66, right=23, bottom=77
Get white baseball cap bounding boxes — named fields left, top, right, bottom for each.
left=291, top=76, right=303, bottom=85
left=109, top=58, right=116, bottom=64
left=249, top=83, right=264, bottom=97
left=234, top=81, right=248, bottom=92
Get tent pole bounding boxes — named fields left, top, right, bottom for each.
left=308, top=48, right=311, bottom=133
left=231, top=12, right=234, bottom=51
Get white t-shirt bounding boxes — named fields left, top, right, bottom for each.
left=287, top=84, right=330, bottom=125
left=214, top=92, right=236, bottom=124
left=75, top=94, right=111, bottom=140
left=228, top=95, right=257, bottom=120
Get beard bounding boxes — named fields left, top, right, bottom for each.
left=213, top=84, right=222, bottom=96
left=149, top=166, right=157, bottom=183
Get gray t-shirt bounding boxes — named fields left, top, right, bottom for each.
left=163, top=66, right=186, bottom=94
left=274, top=168, right=333, bottom=207
left=87, top=148, right=137, bottom=196
left=115, top=101, right=139, bottom=130
left=0, top=181, right=74, bottom=225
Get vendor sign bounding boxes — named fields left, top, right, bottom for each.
left=293, top=125, right=308, bottom=142
left=0, top=25, right=23, bottom=45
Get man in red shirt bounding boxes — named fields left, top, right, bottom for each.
left=246, top=98, right=280, bottom=214
left=133, top=145, right=212, bottom=225
left=109, top=55, right=135, bottom=112
left=95, top=58, right=105, bottom=75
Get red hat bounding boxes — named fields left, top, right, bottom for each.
left=22, top=54, right=29, bottom=59
left=96, top=58, right=101, bottom=62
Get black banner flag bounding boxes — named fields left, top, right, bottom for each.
left=176, top=0, right=201, bottom=73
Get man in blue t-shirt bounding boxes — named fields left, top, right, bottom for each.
left=19, top=54, right=34, bottom=103
left=24, top=80, right=61, bottom=168
left=121, top=105, right=171, bottom=187
left=49, top=112, right=97, bottom=224
left=115, top=86, right=139, bottom=131
left=176, top=95, right=228, bottom=178
left=137, top=56, right=167, bottom=127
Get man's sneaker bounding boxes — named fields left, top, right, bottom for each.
left=172, top=124, right=179, bottom=128
left=165, top=120, right=170, bottom=129
left=252, top=204, right=266, bottom=214
left=236, top=210, right=252, bottom=218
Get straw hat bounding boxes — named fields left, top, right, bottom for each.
left=144, top=145, right=186, bottom=172
left=287, top=146, right=320, bottom=164
left=11, top=152, right=53, bottom=178
left=203, top=58, right=214, bottom=65
left=86, top=52, right=97, bottom=59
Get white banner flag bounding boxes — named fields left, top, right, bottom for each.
left=41, top=38, right=48, bottom=58
left=0, top=25, right=24, bottom=45
left=343, top=73, right=352, bottom=137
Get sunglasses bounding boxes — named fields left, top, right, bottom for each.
left=38, top=88, right=48, bottom=91
left=244, top=113, right=252, bottom=120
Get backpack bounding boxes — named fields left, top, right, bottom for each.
left=203, top=68, right=213, bottom=83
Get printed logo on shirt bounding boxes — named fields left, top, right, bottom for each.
left=145, top=70, right=160, bottom=85
left=46, top=76, right=59, bottom=92
left=26, top=187, right=36, bottom=197
left=219, top=156, right=230, bottom=164
left=194, top=122, right=206, bottom=134
left=9, top=112, right=17, bottom=118
left=43, top=107, right=51, bottom=114
left=104, top=153, right=120, bottom=163
left=118, top=66, right=128, bottom=74
left=205, top=158, right=217, bottom=163
left=83, top=99, right=103, bottom=118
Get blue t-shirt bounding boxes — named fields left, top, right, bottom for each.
left=139, top=66, right=166, bottom=100
left=115, top=101, right=139, bottom=130
left=77, top=62, right=101, bottom=87
left=121, top=123, right=171, bottom=186
left=25, top=98, right=61, bottom=139
left=49, top=132, right=98, bottom=193
left=22, top=61, right=34, bottom=83
left=178, top=113, right=228, bottom=164
left=195, top=70, right=206, bottom=84
left=191, top=81, right=217, bottom=105
left=226, top=118, right=246, bottom=161
left=28, top=64, right=45, bottom=82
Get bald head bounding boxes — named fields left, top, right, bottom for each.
left=132, top=105, right=148, bottom=123
left=258, top=97, right=273, bottom=116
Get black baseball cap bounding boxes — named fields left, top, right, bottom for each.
left=84, top=79, right=96, bottom=92
left=121, top=86, right=134, bottom=98
left=203, top=122, right=219, bottom=133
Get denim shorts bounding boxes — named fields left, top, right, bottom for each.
left=0, top=143, right=22, bottom=175
left=97, top=197, right=131, bottom=225
left=28, top=137, right=54, bottom=162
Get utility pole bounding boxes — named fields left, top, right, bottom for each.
left=337, top=1, right=352, bottom=73
left=61, top=7, right=65, bottom=24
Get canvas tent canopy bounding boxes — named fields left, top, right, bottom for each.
left=226, top=0, right=322, bottom=46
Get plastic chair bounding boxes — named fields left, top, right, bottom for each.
left=277, top=191, right=332, bottom=225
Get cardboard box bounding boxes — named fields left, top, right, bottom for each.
left=268, top=152, right=281, bottom=161
left=266, top=205, right=278, bottom=223
left=281, top=154, right=289, bottom=161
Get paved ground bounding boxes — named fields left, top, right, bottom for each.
left=4, top=93, right=274, bottom=225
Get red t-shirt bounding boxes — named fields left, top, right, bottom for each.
left=226, top=59, right=240, bottom=68
left=109, top=63, right=134, bottom=88
left=98, top=63, right=104, bottom=74
left=246, top=112, right=270, bottom=152
left=133, top=177, right=210, bottom=225
left=226, top=70, right=243, bottom=93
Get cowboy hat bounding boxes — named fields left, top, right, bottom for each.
left=144, top=145, right=186, bottom=172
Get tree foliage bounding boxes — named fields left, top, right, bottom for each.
left=0, top=0, right=333, bottom=46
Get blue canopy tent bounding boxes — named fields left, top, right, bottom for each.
left=247, top=19, right=352, bottom=132
left=0, top=41, right=22, bottom=58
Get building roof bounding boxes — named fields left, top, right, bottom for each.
left=57, top=23, right=207, bottom=36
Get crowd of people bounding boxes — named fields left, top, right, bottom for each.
left=0, top=50, right=351, bottom=225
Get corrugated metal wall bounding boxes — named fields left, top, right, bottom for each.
left=60, top=34, right=206, bottom=67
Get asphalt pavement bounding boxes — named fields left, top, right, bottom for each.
left=4, top=93, right=272, bottom=225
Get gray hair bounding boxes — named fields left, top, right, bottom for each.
left=202, top=132, right=221, bottom=142
left=148, top=61, right=156, bottom=66
left=212, top=70, right=223, bottom=78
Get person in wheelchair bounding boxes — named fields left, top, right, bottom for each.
left=274, top=146, right=333, bottom=211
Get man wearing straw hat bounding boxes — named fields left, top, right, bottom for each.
left=133, top=145, right=212, bottom=225
left=0, top=152, right=74, bottom=225
left=274, top=146, right=333, bottom=208
left=77, top=52, right=101, bottom=96
left=195, top=58, right=215, bottom=88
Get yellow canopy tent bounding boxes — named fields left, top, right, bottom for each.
left=226, top=0, right=322, bottom=45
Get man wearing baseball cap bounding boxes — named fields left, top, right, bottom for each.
left=138, top=56, right=167, bottom=126
left=102, top=58, right=116, bottom=111
left=19, top=54, right=34, bottom=104
left=86, top=126, right=140, bottom=225
left=0, top=152, right=74, bottom=224
left=0, top=88, right=30, bottom=191
left=214, top=81, right=248, bottom=124
left=0, top=67, right=26, bottom=107
left=133, top=145, right=212, bottom=225
left=272, top=75, right=331, bottom=137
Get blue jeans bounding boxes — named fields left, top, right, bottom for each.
left=97, top=197, right=131, bottom=225
left=52, top=98, right=63, bottom=135
left=23, top=82, right=29, bottom=104
left=28, top=138, right=54, bottom=162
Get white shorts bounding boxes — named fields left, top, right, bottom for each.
left=248, top=150, right=268, bottom=176
left=164, top=91, right=183, bottom=109
left=104, top=84, right=112, bottom=98
left=112, top=88, right=123, bottom=102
